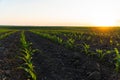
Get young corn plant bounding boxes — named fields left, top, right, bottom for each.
left=100, top=39, right=103, bottom=44
left=96, top=49, right=112, bottom=60
left=86, top=36, right=91, bottom=41
left=114, top=48, right=120, bottom=73
left=110, top=39, right=113, bottom=45
left=65, top=38, right=75, bottom=49
left=82, top=43, right=90, bottom=55
left=20, top=31, right=37, bottom=80
left=114, top=48, right=120, bottom=79
left=96, top=49, right=104, bottom=60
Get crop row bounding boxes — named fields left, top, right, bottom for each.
left=30, top=30, right=120, bottom=74
left=20, top=31, right=37, bottom=80
left=0, top=30, right=38, bottom=80
left=0, top=31, right=17, bottom=41
left=0, top=31, right=17, bottom=40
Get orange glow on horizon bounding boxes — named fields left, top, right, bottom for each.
left=96, top=27, right=113, bottom=32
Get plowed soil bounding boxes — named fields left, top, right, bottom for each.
left=0, top=32, right=26, bottom=80
left=25, top=31, right=120, bottom=80
left=1, top=31, right=120, bottom=80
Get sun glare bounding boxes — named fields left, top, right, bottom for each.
left=92, top=19, right=115, bottom=26
left=89, top=4, right=117, bottom=27
left=91, top=14, right=116, bottom=26
left=94, top=20, right=114, bottom=26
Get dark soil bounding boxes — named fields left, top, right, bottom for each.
left=0, top=32, right=26, bottom=80
left=25, top=31, right=120, bottom=80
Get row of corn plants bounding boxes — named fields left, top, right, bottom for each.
left=31, top=31, right=120, bottom=74
left=0, top=31, right=17, bottom=40
left=82, top=43, right=120, bottom=75
left=20, top=31, right=37, bottom=80
left=31, top=31, right=63, bottom=44
left=31, top=31, right=75, bottom=49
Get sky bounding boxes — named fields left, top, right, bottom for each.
left=0, top=0, right=120, bottom=26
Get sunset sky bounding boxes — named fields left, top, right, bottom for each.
left=0, top=0, right=120, bottom=26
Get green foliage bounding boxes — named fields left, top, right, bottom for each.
left=100, top=39, right=103, bottom=44
left=65, top=38, right=75, bottom=49
left=96, top=49, right=112, bottom=60
left=110, top=39, right=113, bottom=45
left=29, top=29, right=120, bottom=75
left=20, top=31, right=37, bottom=80
left=87, top=36, right=91, bottom=40
left=32, top=31, right=63, bottom=44
left=31, top=31, right=76, bottom=49
left=114, top=48, right=120, bottom=73
left=82, top=43, right=90, bottom=55
left=96, top=49, right=104, bottom=60
left=0, top=31, right=16, bottom=40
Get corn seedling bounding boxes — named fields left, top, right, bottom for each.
left=65, top=38, right=75, bottom=49
left=114, top=48, right=120, bottom=73
left=110, top=39, right=113, bottom=45
left=100, top=39, right=103, bottom=44
left=96, top=49, right=104, bottom=60
left=87, top=36, right=91, bottom=41
left=96, top=49, right=112, bottom=60
left=82, top=43, right=90, bottom=55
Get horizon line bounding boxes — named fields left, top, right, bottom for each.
left=0, top=25, right=119, bottom=27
